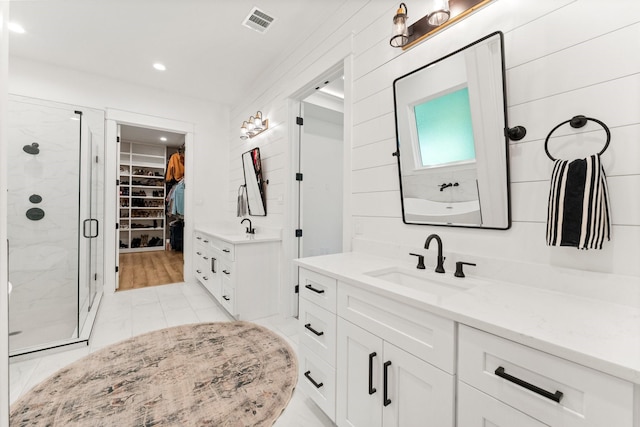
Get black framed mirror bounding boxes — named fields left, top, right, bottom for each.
left=241, top=147, right=267, bottom=216
left=393, top=31, right=511, bottom=229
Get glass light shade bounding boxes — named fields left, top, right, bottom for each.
left=390, top=4, right=409, bottom=48
left=246, top=118, right=256, bottom=132
left=427, top=0, right=450, bottom=26
left=240, top=122, right=249, bottom=140
left=253, top=112, right=264, bottom=131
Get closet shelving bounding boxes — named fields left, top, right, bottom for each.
left=119, top=141, right=166, bottom=253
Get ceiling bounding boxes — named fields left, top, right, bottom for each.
left=7, top=0, right=349, bottom=107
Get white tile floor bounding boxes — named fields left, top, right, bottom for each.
left=9, top=281, right=335, bottom=427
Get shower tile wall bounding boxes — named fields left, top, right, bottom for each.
left=7, top=98, right=82, bottom=352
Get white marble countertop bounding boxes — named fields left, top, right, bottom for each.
left=295, top=252, right=640, bottom=385
left=195, top=226, right=281, bottom=244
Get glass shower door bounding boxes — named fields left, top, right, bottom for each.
left=7, top=98, right=88, bottom=354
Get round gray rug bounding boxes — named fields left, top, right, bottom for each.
left=10, top=321, right=298, bottom=426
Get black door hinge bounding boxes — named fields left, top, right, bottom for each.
left=296, top=173, right=303, bottom=181
left=295, top=285, right=299, bottom=293
left=116, top=179, right=120, bottom=186
left=115, top=266, right=119, bottom=273
left=295, top=229, right=303, bottom=237
left=117, top=136, right=120, bottom=143
left=94, top=273, right=98, bottom=281
left=116, top=223, right=119, bottom=229
left=296, top=116, right=304, bottom=126
left=95, top=155, right=99, bottom=163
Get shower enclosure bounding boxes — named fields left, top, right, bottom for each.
left=7, top=95, right=104, bottom=356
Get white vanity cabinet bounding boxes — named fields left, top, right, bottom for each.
left=297, top=267, right=456, bottom=426
left=457, top=325, right=634, bottom=427
left=193, top=230, right=280, bottom=320
left=297, top=268, right=338, bottom=421
left=336, top=282, right=455, bottom=427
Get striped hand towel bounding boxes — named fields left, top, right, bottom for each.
left=546, top=154, right=610, bottom=249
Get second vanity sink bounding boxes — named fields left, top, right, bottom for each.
left=364, top=266, right=477, bottom=297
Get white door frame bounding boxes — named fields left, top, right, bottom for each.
left=104, top=109, right=194, bottom=294
left=284, top=56, right=353, bottom=316
left=0, top=2, right=10, bottom=425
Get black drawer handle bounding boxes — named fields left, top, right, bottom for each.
left=383, top=361, right=392, bottom=406
left=369, top=352, right=377, bottom=395
left=203, top=276, right=208, bottom=281
left=304, top=323, right=324, bottom=336
left=196, top=236, right=202, bottom=240
left=196, top=251, right=202, bottom=255
left=304, top=371, right=323, bottom=389
left=203, top=240, right=209, bottom=243
left=223, top=270, right=230, bottom=275
left=223, top=295, right=230, bottom=301
left=305, top=284, right=325, bottom=294
left=223, top=249, right=230, bottom=253
left=196, top=269, right=202, bottom=274
left=494, top=366, right=563, bottom=403
left=203, top=256, right=209, bottom=260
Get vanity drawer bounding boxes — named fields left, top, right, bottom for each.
left=208, top=236, right=234, bottom=262
left=337, top=283, right=455, bottom=374
left=457, top=381, right=549, bottom=427
left=298, top=344, right=336, bottom=422
left=220, top=278, right=236, bottom=316
left=299, top=268, right=337, bottom=313
left=458, top=325, right=633, bottom=427
left=299, top=297, right=337, bottom=367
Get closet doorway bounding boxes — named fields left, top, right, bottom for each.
left=116, top=125, right=185, bottom=291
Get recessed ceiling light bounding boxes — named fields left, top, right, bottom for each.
left=153, top=63, right=166, bottom=71
left=160, top=137, right=167, bottom=142
left=8, top=22, right=26, bottom=34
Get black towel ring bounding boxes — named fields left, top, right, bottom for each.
left=544, top=115, right=610, bottom=161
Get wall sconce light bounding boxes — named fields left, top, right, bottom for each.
left=427, top=0, right=450, bottom=26
left=239, top=111, right=269, bottom=140
left=390, top=0, right=496, bottom=50
left=390, top=3, right=409, bottom=48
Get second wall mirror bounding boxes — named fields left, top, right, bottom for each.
left=393, top=31, right=511, bottom=229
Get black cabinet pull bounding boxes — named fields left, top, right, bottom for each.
left=223, top=248, right=230, bottom=253
left=223, top=295, right=230, bottom=301
left=196, top=236, right=202, bottom=240
left=203, top=276, right=208, bottom=281
left=203, top=256, right=209, bottom=260
left=203, top=239, right=209, bottom=243
left=211, top=258, right=216, bottom=273
left=304, top=371, right=323, bottom=389
left=196, top=269, right=202, bottom=274
left=383, top=361, right=392, bottom=406
left=494, top=366, right=563, bottom=403
left=223, top=270, right=230, bottom=275
left=368, top=352, right=377, bottom=395
left=196, top=251, right=202, bottom=255
left=304, top=323, right=324, bottom=336
left=305, top=284, right=325, bottom=294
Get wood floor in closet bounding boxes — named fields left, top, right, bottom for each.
left=118, top=250, right=184, bottom=291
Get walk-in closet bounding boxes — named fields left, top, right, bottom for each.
left=117, top=125, right=185, bottom=291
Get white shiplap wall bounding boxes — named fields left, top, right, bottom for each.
left=227, top=0, right=640, bottom=312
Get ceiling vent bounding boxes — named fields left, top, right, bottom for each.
left=242, top=7, right=276, bottom=34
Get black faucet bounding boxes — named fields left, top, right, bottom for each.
left=241, top=218, right=255, bottom=234
left=424, top=234, right=445, bottom=273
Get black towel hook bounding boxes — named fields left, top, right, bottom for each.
left=544, top=115, right=610, bottom=161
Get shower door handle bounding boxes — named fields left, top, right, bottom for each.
left=83, top=219, right=99, bottom=238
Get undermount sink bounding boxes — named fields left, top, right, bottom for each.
left=364, top=266, right=477, bottom=297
